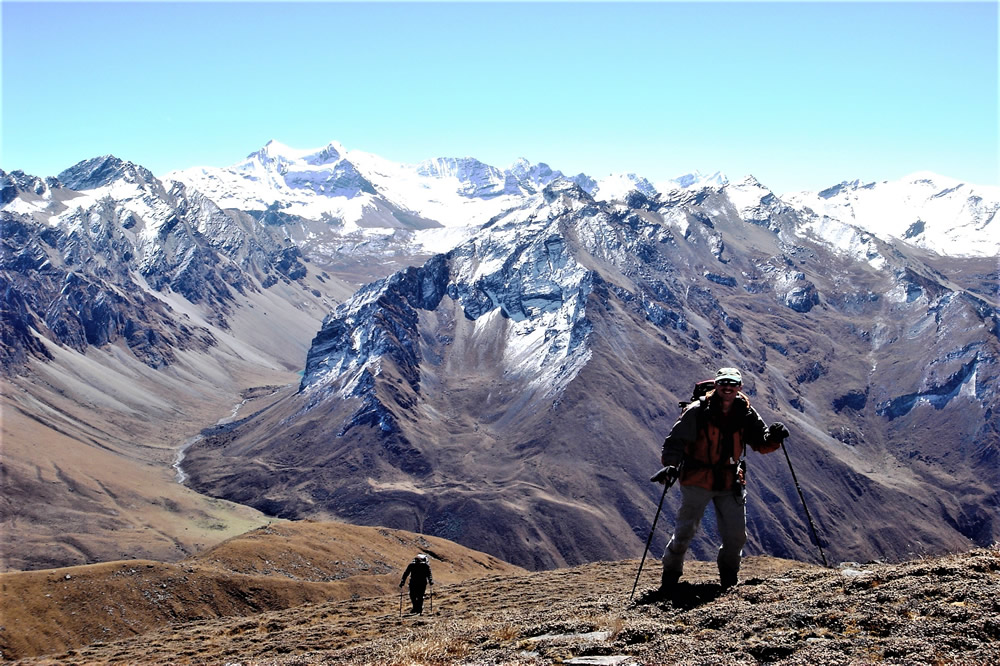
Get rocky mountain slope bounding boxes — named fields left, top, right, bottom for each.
left=2, top=141, right=997, bottom=576
left=4, top=529, right=997, bottom=665
left=1, top=158, right=359, bottom=571
left=182, top=173, right=999, bottom=570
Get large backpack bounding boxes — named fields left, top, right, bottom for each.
left=678, top=379, right=716, bottom=411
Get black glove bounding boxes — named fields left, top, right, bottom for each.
left=650, top=465, right=680, bottom=485
left=767, top=422, right=790, bottom=442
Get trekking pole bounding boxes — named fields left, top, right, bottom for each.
left=399, top=587, right=404, bottom=617
left=429, top=586, right=433, bottom=613
left=780, top=438, right=829, bottom=567
left=629, top=465, right=680, bottom=602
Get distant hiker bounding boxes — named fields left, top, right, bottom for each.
left=399, top=553, right=434, bottom=614
left=658, top=367, right=789, bottom=591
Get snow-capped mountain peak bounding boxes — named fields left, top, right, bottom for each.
left=57, top=155, right=157, bottom=191
left=507, top=157, right=535, bottom=174
left=507, top=158, right=559, bottom=187
left=166, top=140, right=385, bottom=227
left=242, top=139, right=346, bottom=165
left=815, top=178, right=875, bottom=200
left=784, top=171, right=1000, bottom=258
left=415, top=156, right=508, bottom=198
left=160, top=141, right=998, bottom=260
left=723, top=174, right=783, bottom=220
left=662, top=170, right=728, bottom=191
left=593, top=173, right=658, bottom=202
left=166, top=143, right=574, bottom=245
left=589, top=170, right=730, bottom=204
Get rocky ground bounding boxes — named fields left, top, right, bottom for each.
left=6, top=545, right=998, bottom=665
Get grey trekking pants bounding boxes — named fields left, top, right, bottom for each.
left=661, top=483, right=747, bottom=576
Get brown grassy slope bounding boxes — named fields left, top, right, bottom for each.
left=0, top=392, right=271, bottom=572
left=0, top=266, right=353, bottom=574
left=10, top=548, right=999, bottom=665
left=0, top=521, right=524, bottom=660
left=0, top=344, right=296, bottom=573
left=192, top=521, right=520, bottom=584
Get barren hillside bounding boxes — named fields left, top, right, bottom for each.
left=3, top=525, right=997, bottom=665
left=0, top=521, right=523, bottom=661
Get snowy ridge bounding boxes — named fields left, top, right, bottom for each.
left=347, top=150, right=524, bottom=229
left=0, top=153, right=317, bottom=357
left=300, top=180, right=598, bottom=409
left=169, top=142, right=547, bottom=232
left=166, top=141, right=997, bottom=260
left=794, top=211, right=887, bottom=269
left=660, top=170, right=728, bottom=191
left=593, top=173, right=658, bottom=202
left=8, top=141, right=996, bottom=261
left=5, top=157, right=178, bottom=249
left=448, top=185, right=595, bottom=395
left=592, top=170, right=729, bottom=204
left=166, top=140, right=385, bottom=225
left=783, top=172, right=1000, bottom=258
left=41, top=158, right=191, bottom=279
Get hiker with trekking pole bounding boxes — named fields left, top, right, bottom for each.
left=399, top=553, right=433, bottom=615
left=651, top=367, right=790, bottom=594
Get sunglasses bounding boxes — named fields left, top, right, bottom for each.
left=716, top=379, right=740, bottom=386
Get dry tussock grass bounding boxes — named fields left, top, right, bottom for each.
left=390, top=627, right=475, bottom=665
left=489, top=622, right=522, bottom=642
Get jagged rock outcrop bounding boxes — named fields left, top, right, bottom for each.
left=1, top=169, right=63, bottom=205
left=57, top=155, right=158, bottom=191
left=0, top=211, right=212, bottom=371
left=0, top=158, right=317, bottom=374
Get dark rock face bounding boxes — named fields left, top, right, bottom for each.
left=0, top=272, right=53, bottom=368
left=0, top=159, right=317, bottom=375
left=302, top=255, right=450, bottom=396
left=785, top=282, right=820, bottom=312
left=877, top=358, right=981, bottom=420
left=1, top=169, right=61, bottom=204
left=57, top=155, right=157, bottom=191
left=0, top=211, right=213, bottom=372
left=833, top=389, right=867, bottom=412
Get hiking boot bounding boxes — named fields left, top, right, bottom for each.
left=719, top=569, right=739, bottom=590
left=659, top=570, right=681, bottom=594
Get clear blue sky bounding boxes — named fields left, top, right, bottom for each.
left=2, top=1, right=997, bottom=193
